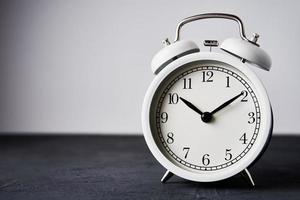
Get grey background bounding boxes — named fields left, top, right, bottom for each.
left=0, top=0, right=298, bottom=134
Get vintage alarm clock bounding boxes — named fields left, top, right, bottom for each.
left=141, top=13, right=273, bottom=186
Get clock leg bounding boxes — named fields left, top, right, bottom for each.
left=161, top=170, right=174, bottom=183
left=241, top=168, right=255, bottom=187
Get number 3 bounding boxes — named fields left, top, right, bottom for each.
left=248, top=112, right=255, bottom=124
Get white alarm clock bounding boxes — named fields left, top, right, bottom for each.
left=142, top=13, right=273, bottom=186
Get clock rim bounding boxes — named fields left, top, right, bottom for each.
left=142, top=52, right=273, bottom=182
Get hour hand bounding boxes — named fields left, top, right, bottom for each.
left=179, top=97, right=204, bottom=116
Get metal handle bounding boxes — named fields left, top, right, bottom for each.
left=174, top=13, right=249, bottom=42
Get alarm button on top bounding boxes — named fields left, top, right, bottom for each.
left=151, top=40, right=200, bottom=74
left=220, top=37, right=272, bottom=71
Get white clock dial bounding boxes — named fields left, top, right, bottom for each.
left=150, top=61, right=261, bottom=172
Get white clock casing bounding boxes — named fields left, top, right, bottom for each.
left=141, top=52, right=273, bottom=182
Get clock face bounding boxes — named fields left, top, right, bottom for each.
left=150, top=61, right=262, bottom=172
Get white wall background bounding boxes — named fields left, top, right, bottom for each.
left=0, top=0, right=299, bottom=134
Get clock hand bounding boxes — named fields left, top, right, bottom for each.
left=180, top=97, right=213, bottom=123
left=179, top=97, right=204, bottom=116
left=210, top=91, right=244, bottom=115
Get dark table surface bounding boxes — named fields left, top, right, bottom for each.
left=0, top=135, right=299, bottom=200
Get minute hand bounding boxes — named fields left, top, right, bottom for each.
left=210, top=92, right=244, bottom=115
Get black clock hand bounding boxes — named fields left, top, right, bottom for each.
left=179, top=97, right=204, bottom=116
left=210, top=91, right=244, bottom=115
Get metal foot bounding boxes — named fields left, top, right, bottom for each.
left=241, top=168, right=255, bottom=187
left=161, top=170, right=174, bottom=183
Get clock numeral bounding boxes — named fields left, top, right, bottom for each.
left=168, top=93, right=179, bottom=104
left=226, top=76, right=230, bottom=88
left=241, top=90, right=248, bottom=102
left=166, top=132, right=174, bottom=144
left=160, top=112, right=168, bottom=123
left=202, top=154, right=210, bottom=166
left=239, top=133, right=248, bottom=144
left=248, top=112, right=255, bottom=124
left=183, top=78, right=192, bottom=89
left=225, top=149, right=232, bottom=161
left=202, top=71, right=214, bottom=82
left=183, top=147, right=190, bottom=159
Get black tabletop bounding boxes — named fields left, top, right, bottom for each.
left=0, top=135, right=298, bottom=200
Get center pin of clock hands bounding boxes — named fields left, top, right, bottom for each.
left=179, top=91, right=244, bottom=123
